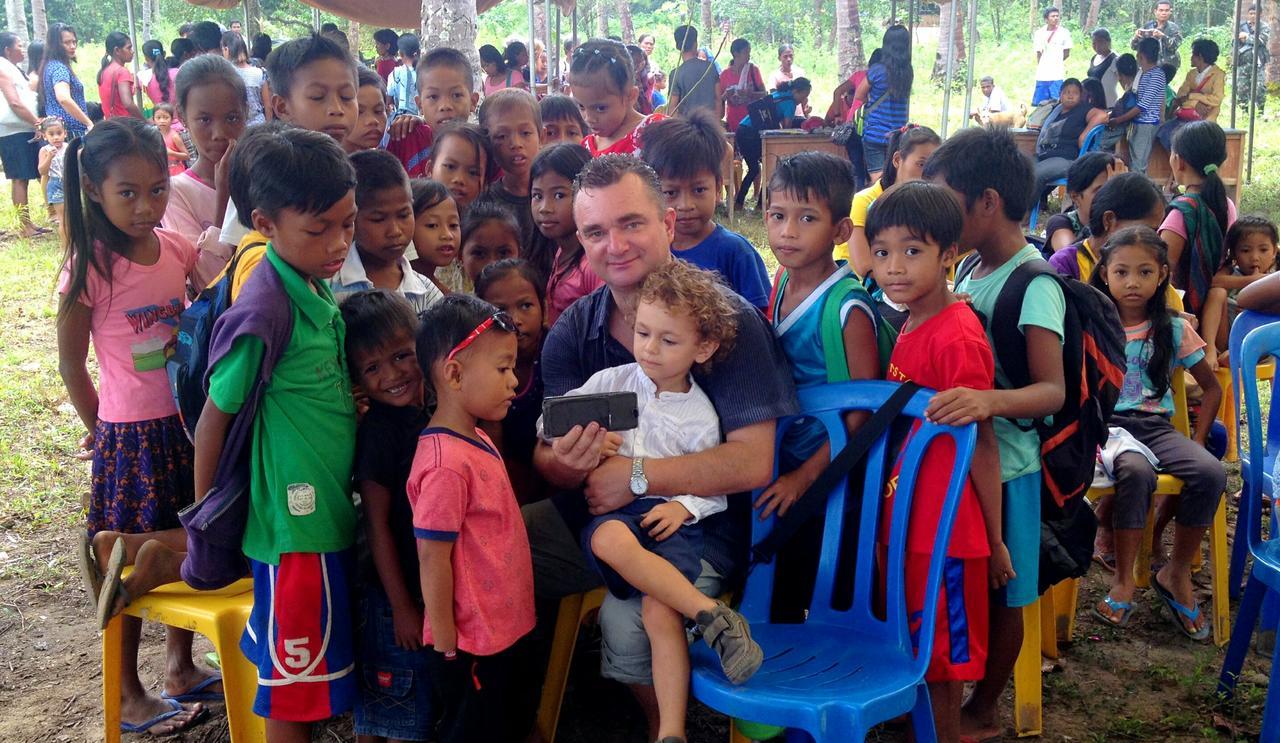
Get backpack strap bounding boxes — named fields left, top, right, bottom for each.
left=954, top=252, right=982, bottom=288
left=750, top=381, right=921, bottom=566
left=989, top=259, right=1059, bottom=393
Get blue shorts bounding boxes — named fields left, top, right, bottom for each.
left=863, top=137, right=890, bottom=174
left=241, top=551, right=357, bottom=722
left=1033, top=80, right=1063, bottom=106
left=46, top=176, right=64, bottom=205
left=999, top=471, right=1042, bottom=608
left=353, top=584, right=434, bottom=741
left=582, top=498, right=704, bottom=600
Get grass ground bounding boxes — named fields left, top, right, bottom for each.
left=3, top=38, right=1280, bottom=740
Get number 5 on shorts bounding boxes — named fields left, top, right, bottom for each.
left=283, top=637, right=312, bottom=669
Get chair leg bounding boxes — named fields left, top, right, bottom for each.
left=1231, top=505, right=1251, bottom=599
left=535, top=594, right=586, bottom=743
left=1040, top=590, right=1059, bottom=660
left=215, top=605, right=264, bottom=743
left=102, top=615, right=124, bottom=743
left=1053, top=579, right=1079, bottom=644
left=1219, top=575, right=1265, bottom=699
left=1210, top=497, right=1231, bottom=646
left=1263, top=626, right=1280, bottom=743
left=1219, top=368, right=1239, bottom=462
left=1012, top=601, right=1042, bottom=737
left=909, top=683, right=938, bottom=743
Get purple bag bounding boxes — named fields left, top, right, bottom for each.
left=178, top=259, right=294, bottom=590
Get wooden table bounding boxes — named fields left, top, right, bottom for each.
left=760, top=131, right=847, bottom=196
left=1011, top=126, right=1245, bottom=200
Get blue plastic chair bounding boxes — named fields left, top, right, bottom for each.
left=1228, top=311, right=1280, bottom=599
left=689, top=382, right=977, bottom=743
left=1219, top=321, right=1280, bottom=738
left=1029, top=125, right=1106, bottom=232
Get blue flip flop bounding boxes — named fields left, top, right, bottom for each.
left=1152, top=575, right=1211, bottom=641
left=161, top=673, right=224, bottom=704
left=120, top=698, right=202, bottom=734
left=1091, top=594, right=1135, bottom=628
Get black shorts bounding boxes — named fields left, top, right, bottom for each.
left=0, top=130, right=39, bottom=181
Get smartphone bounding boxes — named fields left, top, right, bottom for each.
left=542, top=392, right=640, bottom=438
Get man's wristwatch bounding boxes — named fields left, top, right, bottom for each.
left=629, top=456, right=648, bottom=497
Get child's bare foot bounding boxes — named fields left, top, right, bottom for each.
left=958, top=705, right=1001, bottom=743
left=120, top=692, right=205, bottom=735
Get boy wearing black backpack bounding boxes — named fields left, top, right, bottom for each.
left=923, top=128, right=1067, bottom=743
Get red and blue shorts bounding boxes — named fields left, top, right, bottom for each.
left=240, top=551, right=357, bottom=721
left=905, top=552, right=989, bottom=683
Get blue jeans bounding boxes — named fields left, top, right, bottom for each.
left=1128, top=122, right=1159, bottom=174
left=353, top=584, right=435, bottom=740
left=1033, top=80, right=1063, bottom=105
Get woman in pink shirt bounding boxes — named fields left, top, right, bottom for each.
left=97, top=32, right=142, bottom=119
left=721, top=38, right=765, bottom=131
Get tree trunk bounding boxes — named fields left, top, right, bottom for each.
left=1269, top=0, right=1280, bottom=83
left=617, top=0, right=634, bottom=42
left=1029, top=0, right=1038, bottom=34
left=836, top=0, right=864, bottom=77
left=30, top=0, right=45, bottom=44
left=348, top=21, right=361, bottom=58
left=141, top=0, right=152, bottom=44
left=701, top=0, right=712, bottom=46
left=815, top=0, right=825, bottom=50
left=5, top=0, right=27, bottom=45
left=595, top=0, right=607, bottom=38
left=1085, top=0, right=1101, bottom=30
left=244, top=0, right=261, bottom=38
left=421, top=0, right=481, bottom=86
left=933, top=0, right=965, bottom=80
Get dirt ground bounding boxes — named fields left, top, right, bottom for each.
left=0, top=233, right=1273, bottom=742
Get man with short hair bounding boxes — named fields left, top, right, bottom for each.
left=1033, top=7, right=1073, bottom=105
left=178, top=23, right=194, bottom=39
left=525, top=154, right=797, bottom=742
left=1236, top=4, right=1270, bottom=111
left=230, top=20, right=242, bottom=35
left=667, top=25, right=723, bottom=118
left=972, top=75, right=1013, bottom=126
left=189, top=20, right=222, bottom=55
left=1131, top=0, right=1183, bottom=78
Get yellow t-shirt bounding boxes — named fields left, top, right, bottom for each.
left=227, top=231, right=269, bottom=302
left=834, top=181, right=884, bottom=263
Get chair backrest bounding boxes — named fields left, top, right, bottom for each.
left=1081, top=124, right=1106, bottom=153
left=739, top=381, right=977, bottom=680
left=1235, top=316, right=1280, bottom=556
left=1229, top=311, right=1280, bottom=460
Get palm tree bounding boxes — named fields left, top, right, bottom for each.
left=422, top=0, right=481, bottom=81
left=618, top=0, right=634, bottom=43
left=836, top=0, right=864, bottom=77
left=5, top=0, right=27, bottom=44
left=1085, top=0, right=1101, bottom=31
left=1269, top=0, right=1280, bottom=83
left=31, top=0, right=46, bottom=44
left=932, top=0, right=966, bottom=81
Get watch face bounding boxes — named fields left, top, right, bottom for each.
left=630, top=475, right=647, bottom=495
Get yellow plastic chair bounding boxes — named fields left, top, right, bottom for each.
left=535, top=586, right=737, bottom=742
left=102, top=576, right=262, bottom=743
left=1217, top=359, right=1275, bottom=463
left=535, top=587, right=607, bottom=743
left=1015, top=374, right=1230, bottom=737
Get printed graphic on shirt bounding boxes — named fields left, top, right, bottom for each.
left=125, top=298, right=183, bottom=371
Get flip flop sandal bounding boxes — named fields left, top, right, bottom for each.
left=119, top=698, right=205, bottom=734
left=1091, top=594, right=1135, bottom=628
left=161, top=673, right=224, bottom=704
left=76, top=531, right=103, bottom=613
left=96, top=538, right=131, bottom=631
left=1152, top=575, right=1211, bottom=641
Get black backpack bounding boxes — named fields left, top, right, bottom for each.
left=955, top=255, right=1126, bottom=517
left=746, top=92, right=789, bottom=131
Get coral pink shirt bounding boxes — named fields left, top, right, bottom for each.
left=57, top=229, right=198, bottom=423
left=545, top=250, right=604, bottom=326
left=162, top=170, right=216, bottom=241
left=582, top=113, right=665, bottom=157
left=408, top=427, right=535, bottom=656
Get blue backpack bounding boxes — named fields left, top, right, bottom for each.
left=166, top=240, right=266, bottom=441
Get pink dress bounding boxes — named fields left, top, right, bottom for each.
left=546, top=250, right=605, bottom=325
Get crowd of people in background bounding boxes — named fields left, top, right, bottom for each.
left=0, top=5, right=1273, bottom=743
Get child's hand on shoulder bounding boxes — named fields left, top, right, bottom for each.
left=640, top=501, right=691, bottom=542
left=392, top=603, right=424, bottom=651
left=926, top=387, right=995, bottom=426
left=989, top=542, right=1016, bottom=589
left=389, top=114, right=425, bottom=141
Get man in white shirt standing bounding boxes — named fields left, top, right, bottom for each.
left=1033, top=7, right=1073, bottom=105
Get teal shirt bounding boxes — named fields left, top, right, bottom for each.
left=208, top=245, right=358, bottom=564
left=956, top=244, right=1066, bottom=482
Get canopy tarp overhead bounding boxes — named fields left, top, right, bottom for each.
left=183, top=0, right=573, bottom=28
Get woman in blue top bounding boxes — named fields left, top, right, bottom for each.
left=855, top=25, right=912, bottom=179
left=40, top=23, right=92, bottom=137
left=733, top=77, right=811, bottom=211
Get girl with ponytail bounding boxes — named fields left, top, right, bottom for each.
left=1159, top=119, right=1232, bottom=319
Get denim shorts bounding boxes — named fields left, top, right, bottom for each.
left=47, top=176, right=64, bottom=205
left=582, top=497, right=704, bottom=600
left=353, top=583, right=435, bottom=740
